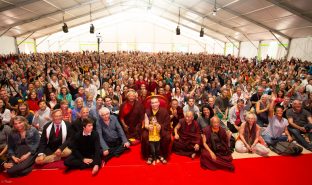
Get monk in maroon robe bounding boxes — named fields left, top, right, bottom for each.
left=141, top=97, right=172, bottom=162
left=172, top=111, right=201, bottom=158
left=200, top=116, right=234, bottom=171
left=169, top=99, right=184, bottom=131
left=119, top=91, right=145, bottom=143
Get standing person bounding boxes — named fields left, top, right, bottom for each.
left=200, top=116, right=234, bottom=171
left=141, top=97, right=171, bottom=163
left=35, top=109, right=72, bottom=165
left=64, top=118, right=101, bottom=175
left=145, top=116, right=161, bottom=165
left=172, top=111, right=201, bottom=159
left=5, top=116, right=40, bottom=177
left=119, top=90, right=145, bottom=144
left=96, top=107, right=130, bottom=163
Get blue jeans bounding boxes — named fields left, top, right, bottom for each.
left=262, top=134, right=288, bottom=146
left=288, top=125, right=312, bottom=150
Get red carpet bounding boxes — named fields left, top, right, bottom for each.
left=1, top=144, right=311, bottom=185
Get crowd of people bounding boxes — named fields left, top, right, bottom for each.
left=0, top=51, right=311, bottom=177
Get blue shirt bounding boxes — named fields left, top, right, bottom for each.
left=96, top=115, right=128, bottom=151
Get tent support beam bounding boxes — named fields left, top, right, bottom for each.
left=17, top=32, right=35, bottom=46
left=269, top=30, right=287, bottom=50
left=285, top=38, right=292, bottom=60
left=225, top=36, right=238, bottom=49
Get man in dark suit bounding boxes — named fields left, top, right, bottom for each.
left=35, top=109, right=73, bottom=165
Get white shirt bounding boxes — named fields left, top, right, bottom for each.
left=263, top=115, right=288, bottom=138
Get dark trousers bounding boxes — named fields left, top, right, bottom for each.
left=104, top=139, right=128, bottom=162
left=64, top=155, right=101, bottom=169
left=7, top=145, right=36, bottom=177
left=149, top=141, right=160, bottom=160
left=141, top=129, right=171, bottom=159
left=227, top=122, right=239, bottom=133
left=288, top=125, right=312, bottom=150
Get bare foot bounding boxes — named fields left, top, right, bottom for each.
left=92, top=165, right=99, bottom=176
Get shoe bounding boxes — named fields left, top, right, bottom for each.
left=159, top=157, right=167, bottom=164
left=146, top=158, right=152, bottom=165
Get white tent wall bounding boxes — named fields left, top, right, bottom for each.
left=257, top=40, right=289, bottom=60
left=16, top=38, right=36, bottom=54
left=288, top=37, right=312, bottom=61
left=0, top=36, right=17, bottom=54
left=225, top=42, right=239, bottom=57
left=239, top=41, right=259, bottom=59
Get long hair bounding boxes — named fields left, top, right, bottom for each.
left=17, top=102, right=30, bottom=117
left=244, top=112, right=257, bottom=145
left=12, top=116, right=31, bottom=132
left=201, top=104, right=214, bottom=119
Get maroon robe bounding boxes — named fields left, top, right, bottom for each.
left=141, top=107, right=172, bottom=159
left=119, top=100, right=145, bottom=139
left=200, top=126, right=234, bottom=171
left=172, top=119, right=201, bottom=157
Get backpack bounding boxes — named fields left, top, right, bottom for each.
left=269, top=141, right=303, bottom=156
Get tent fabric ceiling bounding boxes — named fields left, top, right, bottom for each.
left=0, top=0, right=311, bottom=42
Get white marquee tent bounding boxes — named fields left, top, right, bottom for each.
left=0, top=0, right=311, bottom=61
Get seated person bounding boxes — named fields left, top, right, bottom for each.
left=262, top=96, right=293, bottom=146
left=200, top=116, right=234, bottom=171
left=64, top=118, right=101, bottom=175
left=0, top=117, right=11, bottom=160
left=197, top=104, right=214, bottom=131
left=119, top=90, right=144, bottom=143
left=227, top=99, right=250, bottom=133
left=172, top=111, right=201, bottom=159
left=169, top=99, right=184, bottom=131
left=71, top=107, right=95, bottom=134
left=255, top=94, right=270, bottom=127
left=286, top=99, right=312, bottom=151
left=96, top=107, right=130, bottom=163
left=32, top=100, right=51, bottom=135
left=5, top=116, right=40, bottom=177
left=183, top=97, right=200, bottom=119
left=235, top=113, right=269, bottom=156
left=104, top=96, right=119, bottom=114
left=35, top=109, right=73, bottom=165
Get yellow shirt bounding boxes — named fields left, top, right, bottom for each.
left=149, top=123, right=160, bottom=142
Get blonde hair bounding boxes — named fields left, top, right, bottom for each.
left=12, top=116, right=30, bottom=132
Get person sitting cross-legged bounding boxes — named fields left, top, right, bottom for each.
left=172, top=111, right=201, bottom=159
left=96, top=107, right=130, bottom=164
left=35, top=109, right=73, bottom=165
left=64, top=118, right=101, bottom=175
